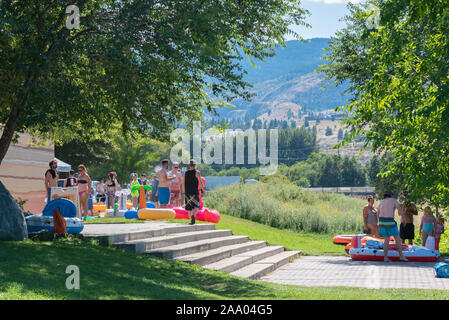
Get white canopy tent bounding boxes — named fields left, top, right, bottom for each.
left=55, top=158, right=72, bottom=172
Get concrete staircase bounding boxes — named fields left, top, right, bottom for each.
left=103, top=223, right=300, bottom=280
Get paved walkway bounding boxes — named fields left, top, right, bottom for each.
left=82, top=223, right=449, bottom=290
left=261, top=256, right=449, bottom=290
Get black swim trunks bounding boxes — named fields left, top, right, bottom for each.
left=185, top=194, right=201, bottom=211
left=400, top=223, right=415, bottom=240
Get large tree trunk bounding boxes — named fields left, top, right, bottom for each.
left=0, top=107, right=20, bottom=166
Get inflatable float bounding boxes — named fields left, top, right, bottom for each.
left=349, top=235, right=440, bottom=262
left=26, top=199, right=84, bottom=234
left=166, top=178, right=221, bottom=223
left=93, top=203, right=107, bottom=212
left=169, top=205, right=220, bottom=223
left=125, top=210, right=139, bottom=219
left=131, top=184, right=178, bottom=220
left=344, top=235, right=396, bottom=253
left=333, top=234, right=368, bottom=245
left=138, top=208, right=176, bottom=220
left=124, top=203, right=155, bottom=219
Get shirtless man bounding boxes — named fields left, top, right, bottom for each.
left=157, top=159, right=176, bottom=208
left=400, top=198, right=418, bottom=245
left=378, top=190, right=407, bottom=262
left=44, top=160, right=59, bottom=202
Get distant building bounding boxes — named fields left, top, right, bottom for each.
left=204, top=176, right=240, bottom=190
left=0, top=133, right=54, bottom=214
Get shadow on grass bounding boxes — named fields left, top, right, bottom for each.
left=0, top=239, right=278, bottom=300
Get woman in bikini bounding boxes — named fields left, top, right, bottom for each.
left=77, top=164, right=93, bottom=221
left=106, top=171, right=119, bottom=208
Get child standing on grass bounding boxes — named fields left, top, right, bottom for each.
left=420, top=206, right=436, bottom=247
left=435, top=216, right=445, bottom=249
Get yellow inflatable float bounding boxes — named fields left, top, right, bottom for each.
left=138, top=208, right=176, bottom=220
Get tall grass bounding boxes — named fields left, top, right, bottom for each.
left=204, top=182, right=367, bottom=234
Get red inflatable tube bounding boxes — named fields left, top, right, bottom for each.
left=168, top=205, right=220, bottom=223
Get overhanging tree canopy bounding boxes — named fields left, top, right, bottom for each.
left=0, top=0, right=308, bottom=164
left=320, top=0, right=449, bottom=209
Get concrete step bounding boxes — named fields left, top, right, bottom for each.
left=114, top=229, right=233, bottom=253
left=146, top=235, right=250, bottom=259
left=230, top=263, right=276, bottom=280
left=94, top=223, right=216, bottom=245
left=255, top=250, right=301, bottom=269
left=203, top=246, right=284, bottom=273
left=230, top=251, right=301, bottom=280
left=177, top=241, right=267, bottom=266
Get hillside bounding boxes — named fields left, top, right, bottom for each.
left=215, top=38, right=351, bottom=121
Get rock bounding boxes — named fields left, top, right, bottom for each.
left=0, top=181, right=28, bottom=240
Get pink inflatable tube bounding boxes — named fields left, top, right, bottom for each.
left=168, top=205, right=220, bottom=223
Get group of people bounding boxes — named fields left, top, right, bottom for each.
left=45, top=160, right=93, bottom=221
left=44, top=158, right=206, bottom=225
left=150, top=159, right=206, bottom=225
left=362, top=190, right=445, bottom=262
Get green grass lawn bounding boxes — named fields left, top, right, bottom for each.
left=84, top=217, right=144, bottom=224
left=1, top=238, right=449, bottom=300
left=214, top=214, right=345, bottom=256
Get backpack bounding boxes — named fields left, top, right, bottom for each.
left=434, top=262, right=449, bottom=278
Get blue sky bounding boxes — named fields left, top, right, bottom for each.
left=287, top=0, right=360, bottom=40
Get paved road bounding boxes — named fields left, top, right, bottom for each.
left=261, top=256, right=449, bottom=290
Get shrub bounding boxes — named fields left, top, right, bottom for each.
left=205, top=182, right=366, bottom=234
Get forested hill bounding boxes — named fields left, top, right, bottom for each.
left=215, top=38, right=351, bottom=121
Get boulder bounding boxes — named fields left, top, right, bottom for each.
left=0, top=181, right=28, bottom=240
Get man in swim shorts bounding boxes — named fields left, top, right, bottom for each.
left=157, top=159, right=176, bottom=208
left=400, top=198, right=418, bottom=245
left=378, top=190, right=407, bottom=262
left=182, top=159, right=205, bottom=225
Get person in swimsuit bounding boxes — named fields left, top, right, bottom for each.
left=77, top=164, right=93, bottom=221
left=363, top=196, right=379, bottom=237
left=169, top=162, right=183, bottom=207
left=378, top=190, right=407, bottom=262
left=420, top=206, right=436, bottom=247
left=435, top=216, right=445, bottom=249
left=44, top=160, right=59, bottom=202
left=399, top=198, right=418, bottom=245
left=64, top=170, right=77, bottom=188
left=150, top=174, right=159, bottom=207
left=157, top=159, right=176, bottom=208
left=141, top=174, right=149, bottom=201
left=96, top=178, right=106, bottom=203
left=106, top=172, right=119, bottom=208
left=182, top=159, right=205, bottom=225
left=130, top=173, right=141, bottom=209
